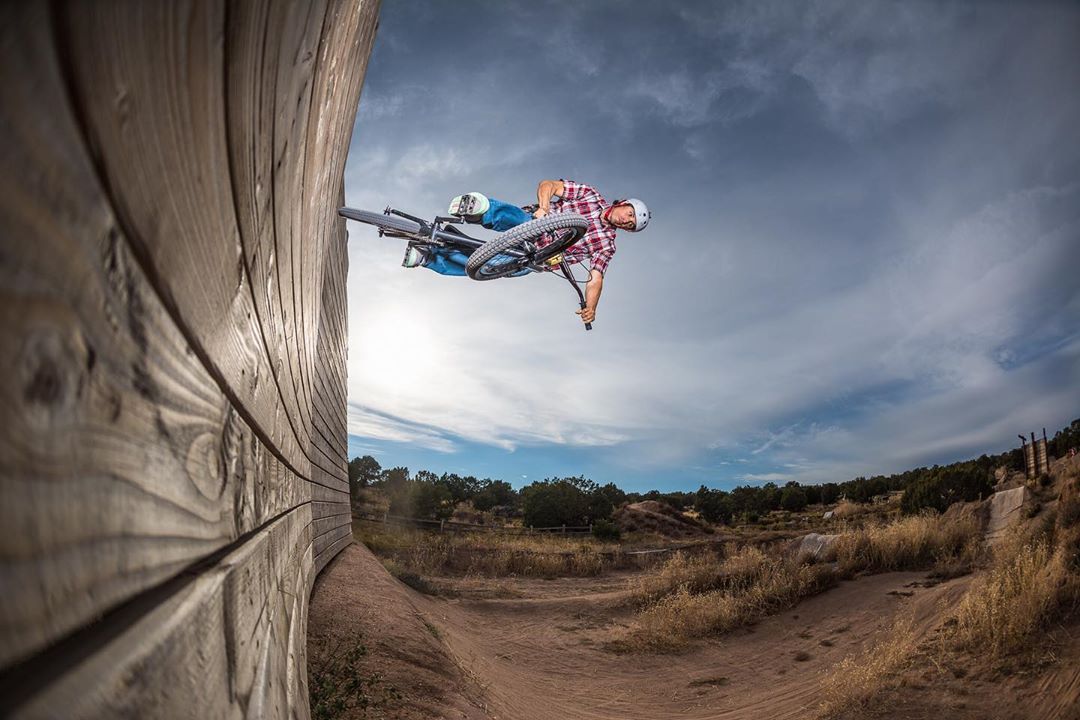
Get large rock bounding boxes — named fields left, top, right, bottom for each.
left=793, top=532, right=840, bottom=561
left=985, top=486, right=1033, bottom=545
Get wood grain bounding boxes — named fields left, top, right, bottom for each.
left=0, top=0, right=376, bottom=714
left=0, top=5, right=310, bottom=669
left=6, top=506, right=315, bottom=719
left=57, top=1, right=316, bottom=474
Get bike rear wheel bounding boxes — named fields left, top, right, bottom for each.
left=465, top=213, right=588, bottom=281
left=339, top=207, right=421, bottom=235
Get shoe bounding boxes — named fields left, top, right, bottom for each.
left=402, top=245, right=427, bottom=268
left=448, top=192, right=490, bottom=219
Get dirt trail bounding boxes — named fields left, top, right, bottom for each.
left=311, top=543, right=971, bottom=719
left=416, top=569, right=965, bottom=720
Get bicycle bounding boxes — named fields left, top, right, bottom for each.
left=337, top=205, right=596, bottom=330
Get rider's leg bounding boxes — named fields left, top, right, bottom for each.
left=419, top=247, right=469, bottom=276
left=417, top=245, right=530, bottom=278
left=480, top=198, right=533, bottom=232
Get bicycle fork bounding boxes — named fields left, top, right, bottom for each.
left=558, top=261, right=592, bottom=332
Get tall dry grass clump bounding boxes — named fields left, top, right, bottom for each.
left=818, top=613, right=920, bottom=717
left=616, top=547, right=835, bottom=652
left=630, top=545, right=765, bottom=605
left=952, top=471, right=1080, bottom=661
left=829, top=511, right=982, bottom=575
left=952, top=534, right=1068, bottom=659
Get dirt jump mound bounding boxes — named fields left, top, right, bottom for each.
left=613, top=501, right=710, bottom=539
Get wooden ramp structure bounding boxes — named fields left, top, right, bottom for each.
left=0, top=1, right=378, bottom=716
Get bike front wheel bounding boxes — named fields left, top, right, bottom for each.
left=465, top=213, right=589, bottom=281
left=338, top=207, right=421, bottom=235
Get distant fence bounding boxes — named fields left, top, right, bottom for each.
left=355, top=512, right=594, bottom=536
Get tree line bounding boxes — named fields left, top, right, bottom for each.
left=349, top=417, right=1079, bottom=526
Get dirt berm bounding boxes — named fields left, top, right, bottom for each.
left=312, top=542, right=977, bottom=719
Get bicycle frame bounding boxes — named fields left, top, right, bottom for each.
left=339, top=206, right=593, bottom=330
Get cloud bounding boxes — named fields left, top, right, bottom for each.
left=341, top=0, right=1080, bottom=490
left=357, top=91, right=406, bottom=121
left=739, top=472, right=793, bottom=483
left=348, top=404, right=458, bottom=453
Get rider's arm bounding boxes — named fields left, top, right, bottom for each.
left=577, top=269, right=603, bottom=324
left=534, top=180, right=565, bottom=217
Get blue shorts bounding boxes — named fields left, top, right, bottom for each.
left=423, top=198, right=532, bottom=276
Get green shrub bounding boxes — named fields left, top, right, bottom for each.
left=309, top=633, right=392, bottom=720
left=592, top=519, right=622, bottom=541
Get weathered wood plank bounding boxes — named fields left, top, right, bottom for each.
left=312, top=423, right=349, bottom=479
left=1, top=0, right=375, bottom=713
left=225, top=0, right=325, bottom=467
left=313, top=355, right=349, bottom=461
left=312, top=500, right=350, bottom=521
left=313, top=522, right=352, bottom=562
left=310, top=459, right=349, bottom=496
left=4, top=505, right=315, bottom=719
left=269, top=0, right=331, bottom=452
left=309, top=222, right=351, bottom=465
left=0, top=5, right=320, bottom=670
left=56, top=1, right=314, bottom=473
left=314, top=533, right=354, bottom=577
left=312, top=512, right=351, bottom=540
left=295, top=0, right=369, bottom=438
left=311, top=482, right=350, bottom=505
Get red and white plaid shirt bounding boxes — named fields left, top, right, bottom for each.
left=548, top=179, right=617, bottom=275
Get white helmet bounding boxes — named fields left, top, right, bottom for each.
left=623, top=198, right=650, bottom=232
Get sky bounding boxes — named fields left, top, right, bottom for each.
left=342, top=0, right=1080, bottom=493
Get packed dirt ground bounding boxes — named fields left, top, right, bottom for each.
left=308, top=458, right=1080, bottom=719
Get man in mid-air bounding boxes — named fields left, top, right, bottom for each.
left=403, top=179, right=650, bottom=325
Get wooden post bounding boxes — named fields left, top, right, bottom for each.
left=1036, top=438, right=1050, bottom=476
left=1020, top=434, right=1034, bottom=480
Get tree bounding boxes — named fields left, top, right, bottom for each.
left=780, top=485, right=808, bottom=512
left=521, top=480, right=589, bottom=527
left=411, top=480, right=453, bottom=520
left=900, top=463, right=993, bottom=514
left=379, top=466, right=410, bottom=515
left=474, top=480, right=517, bottom=511
left=348, top=455, right=381, bottom=493
left=595, top=482, right=628, bottom=510
left=439, top=473, right=481, bottom=504
left=819, top=483, right=840, bottom=505
left=695, top=486, right=733, bottom=525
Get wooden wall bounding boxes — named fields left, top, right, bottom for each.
left=0, top=1, right=377, bottom=716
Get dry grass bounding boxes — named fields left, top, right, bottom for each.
left=828, top=511, right=983, bottom=576
left=613, top=547, right=835, bottom=652
left=630, top=546, right=761, bottom=605
left=831, top=501, right=872, bottom=520
left=615, top=511, right=984, bottom=653
left=818, top=613, right=920, bottom=717
left=821, top=468, right=1080, bottom=715
left=952, top=534, right=1068, bottom=660
left=355, top=521, right=625, bottom=579
left=949, top=468, right=1080, bottom=663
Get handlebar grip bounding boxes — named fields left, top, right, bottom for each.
left=579, top=301, right=592, bottom=331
